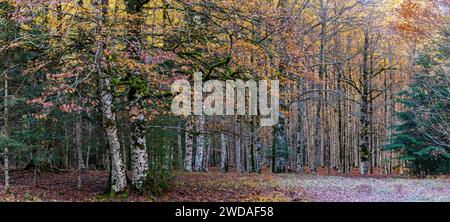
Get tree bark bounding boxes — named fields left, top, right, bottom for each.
left=100, top=78, right=127, bottom=193
left=220, top=132, right=227, bottom=173
left=177, top=122, right=183, bottom=169
left=184, top=117, right=193, bottom=172
left=359, top=31, right=370, bottom=175
left=3, top=68, right=10, bottom=192
left=235, top=118, right=241, bottom=173
left=129, top=102, right=149, bottom=191
left=296, top=80, right=307, bottom=174
left=75, top=118, right=83, bottom=190
left=194, top=115, right=205, bottom=172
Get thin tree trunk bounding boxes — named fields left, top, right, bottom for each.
left=203, top=136, right=211, bottom=172
left=253, top=117, right=262, bottom=173
left=65, top=123, right=70, bottom=170
left=313, top=0, right=327, bottom=174
left=86, top=121, right=92, bottom=169
left=177, top=122, right=183, bottom=169
left=3, top=68, right=10, bottom=192
left=359, top=31, right=370, bottom=175
left=75, top=118, right=83, bottom=190
left=184, top=117, right=193, bottom=172
left=296, top=80, right=307, bottom=174
left=194, top=115, right=205, bottom=172
left=235, top=118, right=241, bottom=173
left=220, top=132, right=227, bottom=173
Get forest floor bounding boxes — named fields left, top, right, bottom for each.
left=0, top=168, right=449, bottom=202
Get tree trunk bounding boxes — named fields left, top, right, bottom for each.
left=235, top=119, right=241, bottom=173
left=86, top=121, right=92, bottom=170
left=359, top=31, right=370, bottom=175
left=253, top=117, right=262, bottom=173
left=129, top=103, right=149, bottom=191
left=100, top=78, right=127, bottom=193
left=177, top=123, right=183, bottom=169
left=184, top=117, right=193, bottom=172
left=273, top=113, right=288, bottom=173
left=75, top=118, right=83, bottom=190
left=220, top=132, right=227, bottom=173
left=203, top=136, right=211, bottom=172
left=296, top=80, right=307, bottom=174
left=194, top=115, right=205, bottom=172
left=3, top=68, right=10, bottom=192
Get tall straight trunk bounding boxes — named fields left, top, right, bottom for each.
left=359, top=31, right=370, bottom=175
left=235, top=119, right=241, bottom=173
left=75, top=118, right=83, bottom=190
left=273, top=0, right=289, bottom=174
left=3, top=69, right=9, bottom=192
left=324, top=71, right=331, bottom=171
left=220, top=132, right=227, bottom=173
left=100, top=78, right=127, bottom=193
left=336, top=33, right=346, bottom=173
left=184, top=117, right=193, bottom=171
left=312, top=0, right=327, bottom=173
left=387, top=46, right=395, bottom=174
left=296, top=80, right=307, bottom=174
left=273, top=113, right=288, bottom=173
left=64, top=122, right=70, bottom=169
left=120, top=115, right=128, bottom=170
left=250, top=120, right=255, bottom=172
left=203, top=136, right=211, bottom=172
left=253, top=117, right=262, bottom=173
left=194, top=115, right=205, bottom=172
left=86, top=121, right=92, bottom=169
left=338, top=71, right=344, bottom=173
left=243, top=133, right=248, bottom=172
left=177, top=123, right=183, bottom=169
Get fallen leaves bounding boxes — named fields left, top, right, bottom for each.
left=0, top=168, right=449, bottom=202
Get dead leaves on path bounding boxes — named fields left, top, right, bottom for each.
left=159, top=171, right=309, bottom=202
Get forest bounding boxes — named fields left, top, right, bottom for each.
left=0, top=0, right=449, bottom=202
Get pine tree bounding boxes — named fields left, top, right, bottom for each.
left=387, top=45, right=450, bottom=176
